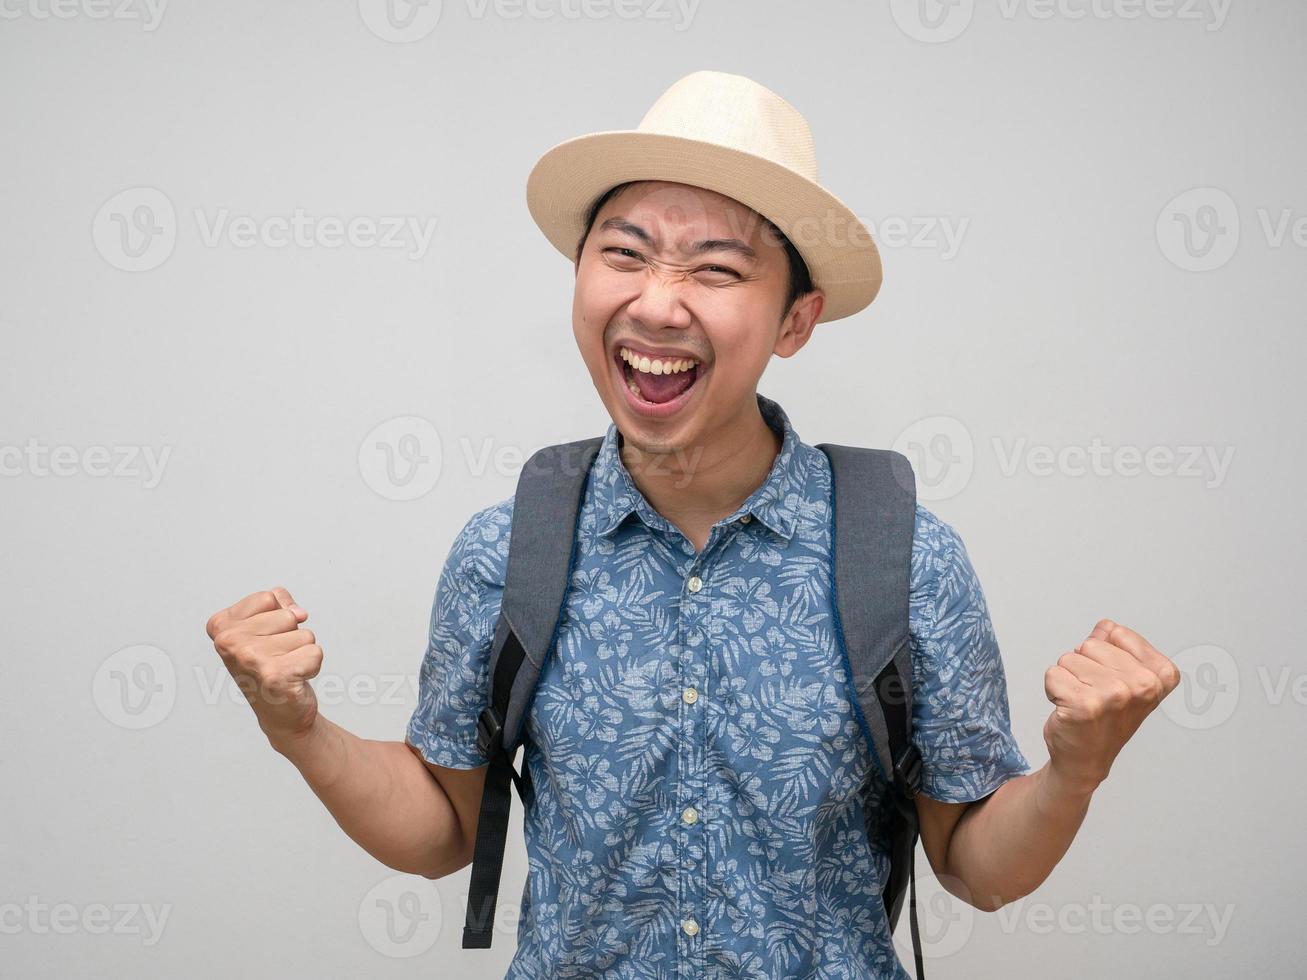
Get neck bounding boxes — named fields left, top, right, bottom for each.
left=618, top=396, right=781, bottom=542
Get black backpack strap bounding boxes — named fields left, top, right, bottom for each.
left=817, top=443, right=924, bottom=978
left=461, top=436, right=603, bottom=950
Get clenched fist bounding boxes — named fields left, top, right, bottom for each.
left=206, top=587, right=323, bottom=746
left=1043, top=619, right=1182, bottom=795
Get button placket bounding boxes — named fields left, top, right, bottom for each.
left=677, top=550, right=713, bottom=966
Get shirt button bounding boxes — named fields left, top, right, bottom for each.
left=682, top=686, right=698, bottom=704
left=681, top=918, right=700, bottom=937
left=687, top=575, right=703, bottom=593
left=681, top=806, right=699, bottom=824
left=740, top=514, right=751, bottom=523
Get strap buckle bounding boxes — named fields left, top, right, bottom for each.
left=476, top=706, right=504, bottom=759
left=892, top=743, right=922, bottom=799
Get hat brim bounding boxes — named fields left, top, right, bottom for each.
left=525, top=130, right=882, bottom=323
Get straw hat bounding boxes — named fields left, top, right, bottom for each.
left=525, top=70, right=882, bottom=323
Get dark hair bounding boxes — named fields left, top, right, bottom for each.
left=574, top=181, right=815, bottom=321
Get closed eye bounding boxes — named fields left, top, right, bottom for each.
left=604, top=247, right=643, bottom=261
left=602, top=248, right=740, bottom=280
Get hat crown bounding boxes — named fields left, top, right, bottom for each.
left=636, top=70, right=819, bottom=183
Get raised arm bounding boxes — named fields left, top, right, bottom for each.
left=918, top=619, right=1180, bottom=910
left=205, top=587, right=485, bottom=879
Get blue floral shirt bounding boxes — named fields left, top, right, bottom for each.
left=407, top=393, right=1030, bottom=979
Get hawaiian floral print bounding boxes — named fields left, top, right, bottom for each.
left=407, top=393, right=1030, bottom=978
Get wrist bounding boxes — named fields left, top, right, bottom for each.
left=1036, top=761, right=1099, bottom=816
left=265, top=714, right=324, bottom=762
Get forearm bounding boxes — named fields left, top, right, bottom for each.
left=941, top=762, right=1095, bottom=911
left=269, top=714, right=466, bottom=878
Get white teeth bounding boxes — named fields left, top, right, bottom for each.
left=619, top=347, right=698, bottom=375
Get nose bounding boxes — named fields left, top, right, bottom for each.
left=625, top=265, right=694, bottom=332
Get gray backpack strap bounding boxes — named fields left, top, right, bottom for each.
left=816, top=443, right=924, bottom=977
left=463, top=436, right=603, bottom=950
left=817, top=444, right=918, bottom=788
left=489, top=436, right=604, bottom=754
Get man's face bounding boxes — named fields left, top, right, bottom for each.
left=572, top=180, right=822, bottom=456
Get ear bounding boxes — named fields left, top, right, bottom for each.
left=773, top=289, right=824, bottom=358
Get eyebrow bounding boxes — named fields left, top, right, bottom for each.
left=598, top=217, right=759, bottom=262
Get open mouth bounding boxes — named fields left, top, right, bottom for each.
left=613, top=346, right=704, bottom=416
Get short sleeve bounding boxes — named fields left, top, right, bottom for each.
left=405, top=497, right=513, bottom=770
left=909, top=504, right=1030, bottom=803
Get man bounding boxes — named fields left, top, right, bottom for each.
left=205, top=71, right=1181, bottom=978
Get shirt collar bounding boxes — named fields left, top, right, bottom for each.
left=590, top=392, right=811, bottom=542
